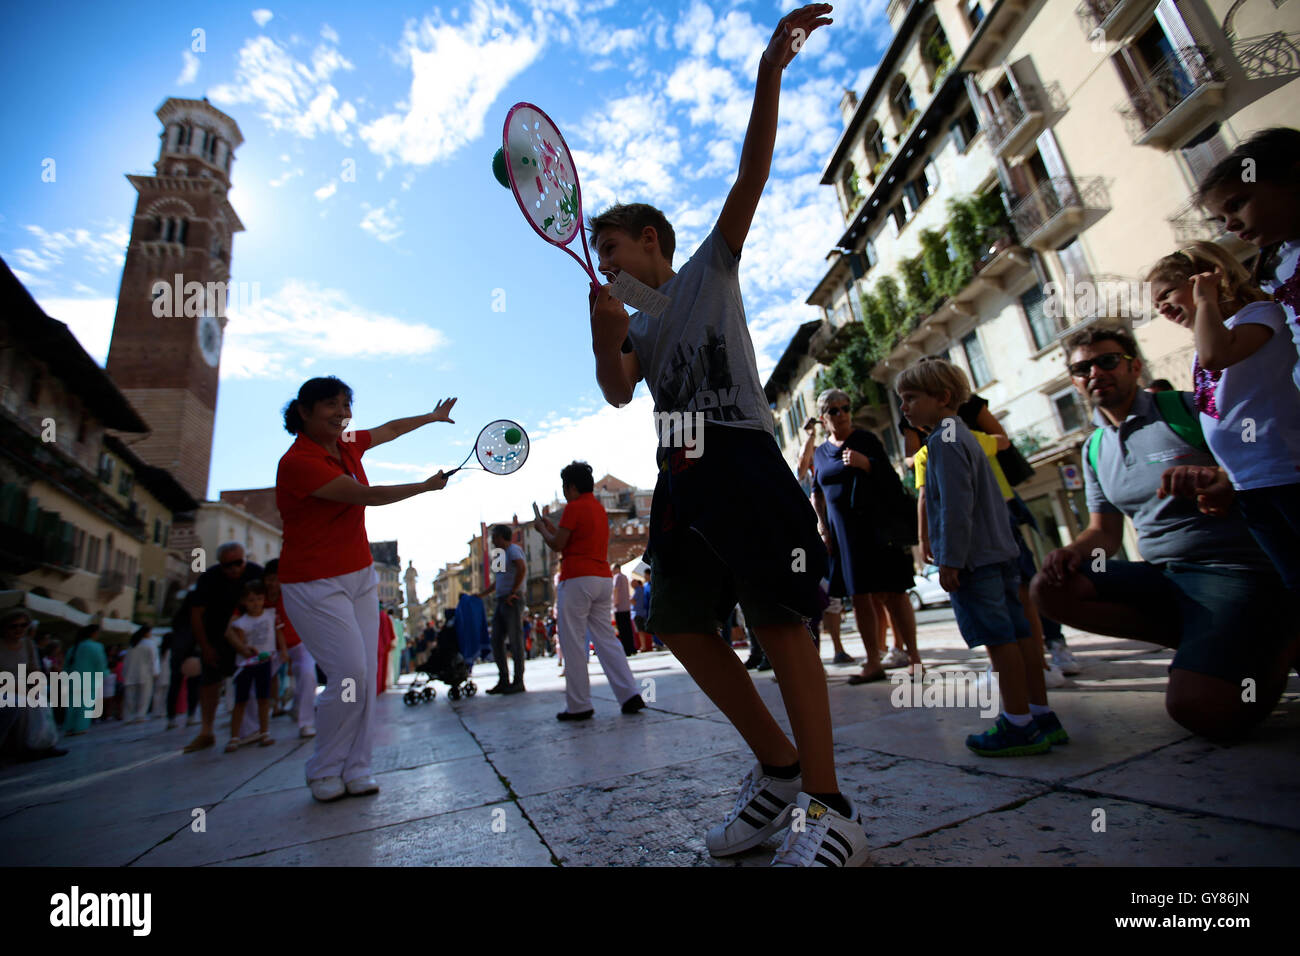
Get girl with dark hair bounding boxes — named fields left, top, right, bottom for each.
left=275, top=378, right=458, bottom=802
left=1198, top=127, right=1300, bottom=388
left=62, top=625, right=107, bottom=736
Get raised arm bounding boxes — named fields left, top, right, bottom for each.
left=367, top=397, right=457, bottom=448
left=590, top=285, right=641, bottom=407
left=717, top=4, right=833, bottom=255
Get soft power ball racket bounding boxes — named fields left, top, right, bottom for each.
left=445, top=420, right=529, bottom=477
left=501, top=103, right=600, bottom=286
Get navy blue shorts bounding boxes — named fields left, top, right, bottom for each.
left=234, top=659, right=272, bottom=703
left=949, top=559, right=1031, bottom=649
left=1235, top=483, right=1300, bottom=592
left=1080, top=559, right=1288, bottom=683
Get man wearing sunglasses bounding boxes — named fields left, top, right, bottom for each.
left=1031, top=329, right=1293, bottom=740
left=183, top=542, right=265, bottom=753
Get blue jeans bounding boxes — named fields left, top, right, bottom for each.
left=949, top=559, right=1032, bottom=649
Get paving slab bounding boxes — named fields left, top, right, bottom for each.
left=1, top=801, right=195, bottom=866
left=488, top=713, right=747, bottom=797
left=870, top=791, right=1300, bottom=866
left=211, top=801, right=554, bottom=867
left=837, top=689, right=1193, bottom=783
left=1070, top=705, right=1300, bottom=831
left=134, top=754, right=508, bottom=866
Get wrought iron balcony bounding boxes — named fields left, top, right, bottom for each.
left=1118, top=47, right=1227, bottom=148
left=1075, top=0, right=1156, bottom=43
left=1010, top=176, right=1110, bottom=250
left=985, top=83, right=1063, bottom=162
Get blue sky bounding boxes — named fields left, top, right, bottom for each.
left=1, top=0, right=891, bottom=600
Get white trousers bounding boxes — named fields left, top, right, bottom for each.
left=557, top=576, right=640, bottom=713
left=124, top=681, right=152, bottom=721
left=288, top=641, right=317, bottom=730
left=281, top=566, right=379, bottom=784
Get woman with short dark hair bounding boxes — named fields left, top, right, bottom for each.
left=275, top=376, right=457, bottom=802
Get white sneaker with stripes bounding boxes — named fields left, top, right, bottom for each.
left=705, top=762, right=802, bottom=857
left=770, top=792, right=871, bottom=867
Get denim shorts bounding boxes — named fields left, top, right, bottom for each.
left=1235, top=483, right=1300, bottom=592
left=949, top=559, right=1031, bottom=649
left=1080, top=559, right=1288, bottom=683
left=234, top=659, right=272, bottom=703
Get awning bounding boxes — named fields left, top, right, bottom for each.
left=0, top=590, right=144, bottom=638
left=620, top=557, right=650, bottom=581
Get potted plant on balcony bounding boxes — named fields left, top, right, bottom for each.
left=926, top=35, right=954, bottom=92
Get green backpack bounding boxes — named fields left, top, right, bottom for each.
left=1085, top=390, right=1207, bottom=480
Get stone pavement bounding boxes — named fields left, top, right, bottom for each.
left=2, top=612, right=1298, bottom=867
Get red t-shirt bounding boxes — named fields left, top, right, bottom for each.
left=558, top=493, right=611, bottom=581
left=276, top=430, right=374, bottom=584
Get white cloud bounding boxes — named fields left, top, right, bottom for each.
left=364, top=395, right=661, bottom=590
left=314, top=182, right=337, bottom=200
left=321, top=24, right=340, bottom=45
left=30, top=297, right=118, bottom=365
left=359, top=2, right=544, bottom=167
left=359, top=200, right=402, bottom=242
left=14, top=222, right=128, bottom=277
left=713, top=10, right=768, bottom=70
left=177, top=51, right=200, bottom=86
left=570, top=93, right=685, bottom=213
left=672, top=1, right=716, bottom=57
left=209, top=35, right=358, bottom=142
left=252, top=9, right=273, bottom=27
left=269, top=168, right=302, bottom=187
left=664, top=58, right=749, bottom=137
left=222, top=280, right=447, bottom=380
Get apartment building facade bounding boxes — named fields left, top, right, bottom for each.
left=776, top=0, right=1298, bottom=559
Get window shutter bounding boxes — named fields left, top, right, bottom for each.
left=1035, top=130, right=1071, bottom=181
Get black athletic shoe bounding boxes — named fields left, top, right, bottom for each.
left=486, top=684, right=507, bottom=695
left=556, top=709, right=594, bottom=721
left=756, top=658, right=773, bottom=672
left=503, top=684, right=525, bottom=695
left=621, top=694, right=646, bottom=714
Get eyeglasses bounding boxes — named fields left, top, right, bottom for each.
left=220, top=558, right=246, bottom=569
left=1067, top=352, right=1133, bottom=378
left=824, top=405, right=851, bottom=416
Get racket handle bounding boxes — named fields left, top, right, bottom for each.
left=444, top=467, right=461, bottom=477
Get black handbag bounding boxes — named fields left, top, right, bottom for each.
left=849, top=462, right=919, bottom=548
left=996, top=442, right=1035, bottom=487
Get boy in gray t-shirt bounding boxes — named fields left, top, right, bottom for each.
left=584, top=4, right=869, bottom=868
left=898, top=359, right=1067, bottom=758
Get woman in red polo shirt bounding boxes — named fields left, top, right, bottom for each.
left=275, top=376, right=455, bottom=803
left=534, top=461, right=643, bottom=721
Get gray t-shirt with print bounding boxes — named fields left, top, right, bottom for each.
left=623, top=226, right=773, bottom=445
left=1083, top=389, right=1271, bottom=571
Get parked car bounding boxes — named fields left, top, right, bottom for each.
left=908, top=565, right=950, bottom=610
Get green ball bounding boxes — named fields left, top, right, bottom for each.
left=492, top=148, right=510, bottom=189
left=504, top=427, right=522, bottom=445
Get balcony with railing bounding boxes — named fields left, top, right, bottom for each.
left=1074, top=0, right=1157, bottom=43
left=98, top=570, right=126, bottom=595
left=985, top=82, right=1064, bottom=164
left=1010, top=176, right=1110, bottom=251
left=1118, top=47, right=1227, bottom=148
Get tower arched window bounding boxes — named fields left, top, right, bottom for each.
left=177, top=219, right=188, bottom=245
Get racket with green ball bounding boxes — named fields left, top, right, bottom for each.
left=493, top=103, right=601, bottom=287
left=445, top=420, right=530, bottom=477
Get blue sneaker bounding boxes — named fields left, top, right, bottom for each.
left=1033, top=710, right=1069, bottom=745
left=965, top=715, right=1051, bottom=757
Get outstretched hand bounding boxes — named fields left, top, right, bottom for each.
left=428, top=397, right=457, bottom=424
left=763, top=3, right=834, bottom=70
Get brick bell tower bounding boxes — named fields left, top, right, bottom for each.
left=106, top=97, right=244, bottom=502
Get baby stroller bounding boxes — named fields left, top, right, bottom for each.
left=404, top=622, right=477, bottom=704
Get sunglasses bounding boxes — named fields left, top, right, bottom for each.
left=220, top=558, right=246, bottom=569
left=824, top=405, right=851, bottom=416
left=1067, top=352, right=1133, bottom=378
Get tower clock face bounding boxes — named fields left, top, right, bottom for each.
left=197, top=314, right=222, bottom=367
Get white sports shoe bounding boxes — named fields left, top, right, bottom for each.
left=1043, top=662, right=1068, bottom=689
left=705, top=762, right=802, bottom=857
left=771, top=792, right=871, bottom=867
left=1051, top=645, right=1082, bottom=676
left=881, top=647, right=910, bottom=668
left=309, top=776, right=346, bottom=802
